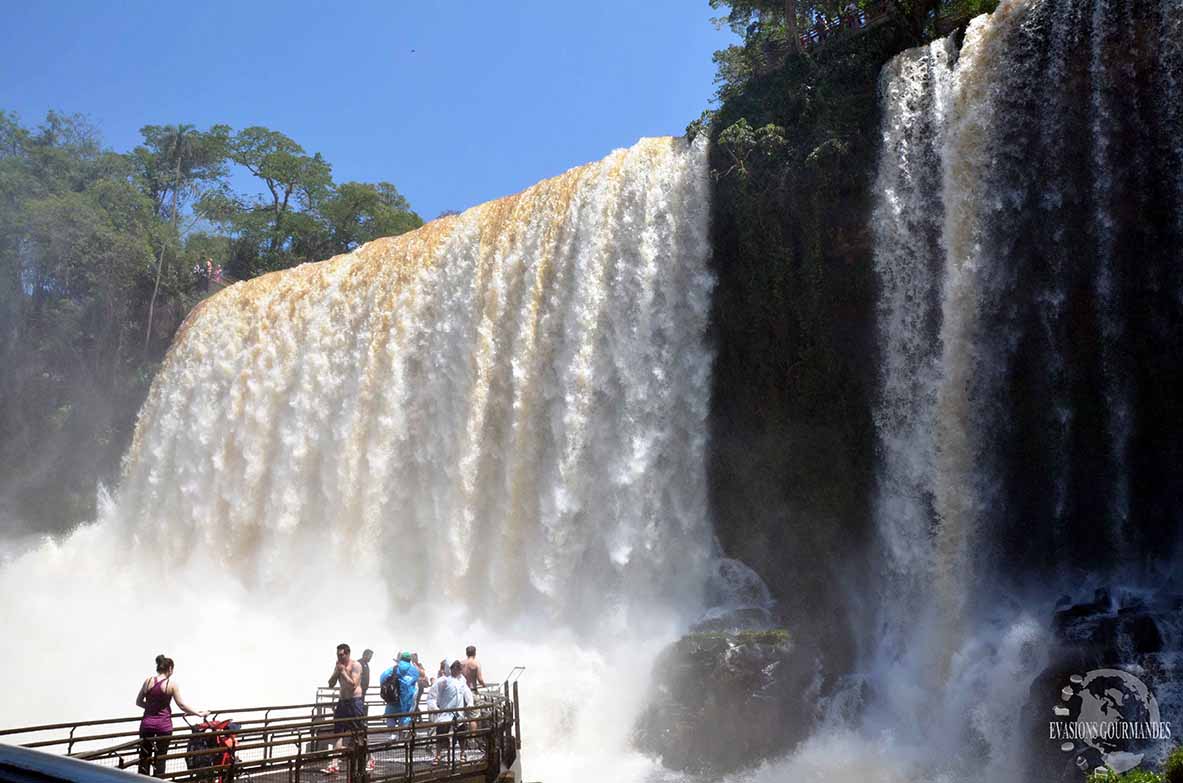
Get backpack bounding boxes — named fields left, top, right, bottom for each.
left=186, top=719, right=239, bottom=782
left=380, top=674, right=399, bottom=704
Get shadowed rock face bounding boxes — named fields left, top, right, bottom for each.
left=635, top=626, right=819, bottom=776
left=697, top=0, right=1183, bottom=777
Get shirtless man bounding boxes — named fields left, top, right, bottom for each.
left=462, top=646, right=485, bottom=689
left=322, top=643, right=365, bottom=774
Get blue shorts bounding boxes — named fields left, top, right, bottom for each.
left=333, top=697, right=365, bottom=734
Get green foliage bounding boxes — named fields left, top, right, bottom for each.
left=1080, top=746, right=1183, bottom=782
left=319, top=181, right=422, bottom=253
left=199, top=127, right=421, bottom=277
left=1165, top=745, right=1183, bottom=783
left=0, top=112, right=161, bottom=528
left=1089, top=768, right=1165, bottom=783
left=132, top=124, right=229, bottom=217
left=702, top=0, right=990, bottom=650
left=0, top=110, right=423, bottom=533
left=687, top=628, right=792, bottom=645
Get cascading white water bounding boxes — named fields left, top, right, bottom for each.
left=1088, top=0, right=1133, bottom=551
left=733, top=4, right=1079, bottom=780
left=870, top=34, right=957, bottom=663
left=0, top=136, right=716, bottom=782
left=739, top=0, right=1182, bottom=780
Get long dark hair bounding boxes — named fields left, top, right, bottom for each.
left=155, top=654, right=175, bottom=674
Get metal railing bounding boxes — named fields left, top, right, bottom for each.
left=0, top=684, right=521, bottom=783
left=797, top=1, right=894, bottom=50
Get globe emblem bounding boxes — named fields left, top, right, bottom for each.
left=1055, top=668, right=1162, bottom=775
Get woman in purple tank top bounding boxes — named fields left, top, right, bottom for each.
left=135, top=654, right=208, bottom=777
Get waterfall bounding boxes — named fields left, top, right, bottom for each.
left=120, top=134, right=715, bottom=622
left=0, top=136, right=716, bottom=782
left=871, top=34, right=957, bottom=664
left=750, top=1, right=1183, bottom=780
left=874, top=0, right=1183, bottom=643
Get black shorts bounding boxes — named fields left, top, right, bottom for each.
left=333, top=697, right=365, bottom=734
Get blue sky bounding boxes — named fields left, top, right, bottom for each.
left=1, top=1, right=737, bottom=220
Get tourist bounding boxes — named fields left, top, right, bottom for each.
left=419, top=659, right=443, bottom=714
left=425, top=660, right=474, bottom=766
left=358, top=649, right=374, bottom=698
left=411, top=653, right=431, bottom=690
left=397, top=653, right=420, bottom=722
left=844, top=1, right=860, bottom=29
left=135, top=654, right=208, bottom=778
left=322, top=643, right=365, bottom=775
left=462, top=645, right=485, bottom=689
left=381, top=652, right=420, bottom=729
left=359, top=648, right=376, bottom=771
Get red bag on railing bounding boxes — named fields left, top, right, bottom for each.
left=186, top=719, right=240, bottom=782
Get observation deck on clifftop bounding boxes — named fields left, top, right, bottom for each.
left=0, top=678, right=524, bottom=783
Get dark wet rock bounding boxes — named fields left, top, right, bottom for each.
left=1020, top=587, right=1183, bottom=782
left=634, top=625, right=819, bottom=776
left=1053, top=588, right=1170, bottom=656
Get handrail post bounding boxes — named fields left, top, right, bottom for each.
left=407, top=712, right=415, bottom=783
left=485, top=709, right=494, bottom=777
left=296, top=730, right=305, bottom=783
left=512, top=682, right=521, bottom=750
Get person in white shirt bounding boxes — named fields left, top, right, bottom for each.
left=424, top=660, right=474, bottom=766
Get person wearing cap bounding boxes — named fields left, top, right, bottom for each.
left=424, top=660, right=474, bottom=766
left=380, top=652, right=420, bottom=731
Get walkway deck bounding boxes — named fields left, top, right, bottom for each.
left=0, top=683, right=522, bottom=783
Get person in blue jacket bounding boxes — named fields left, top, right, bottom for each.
left=380, top=651, right=420, bottom=730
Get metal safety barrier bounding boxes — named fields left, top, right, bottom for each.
left=0, top=683, right=522, bottom=783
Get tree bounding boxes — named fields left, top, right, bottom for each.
left=228, top=126, right=332, bottom=255
left=0, top=112, right=425, bottom=533
left=202, top=129, right=421, bottom=277
left=0, top=112, right=160, bottom=529
left=137, top=124, right=229, bottom=351
left=132, top=124, right=229, bottom=218
left=318, top=181, right=423, bottom=254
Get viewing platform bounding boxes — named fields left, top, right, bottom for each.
left=0, top=680, right=523, bottom=783
left=797, top=1, right=896, bottom=52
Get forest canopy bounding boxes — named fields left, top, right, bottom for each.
left=0, top=111, right=422, bottom=533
